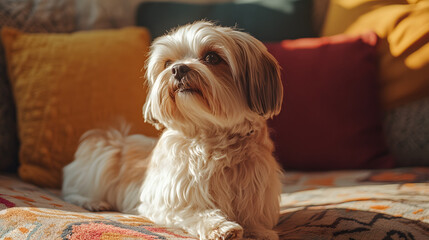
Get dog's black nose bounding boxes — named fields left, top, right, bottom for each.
left=172, top=64, right=190, bottom=81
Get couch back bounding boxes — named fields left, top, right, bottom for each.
left=1, top=0, right=428, bottom=177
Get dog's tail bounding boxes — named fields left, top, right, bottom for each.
left=64, top=126, right=131, bottom=198
left=79, top=117, right=132, bottom=145
left=79, top=123, right=131, bottom=150
left=63, top=123, right=157, bottom=212
left=77, top=121, right=158, bottom=167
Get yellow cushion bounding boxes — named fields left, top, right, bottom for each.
left=322, top=0, right=429, bottom=109
left=1, top=27, right=159, bottom=188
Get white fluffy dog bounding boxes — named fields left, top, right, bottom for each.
left=62, top=21, right=283, bottom=240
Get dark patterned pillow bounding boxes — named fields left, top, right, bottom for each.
left=384, top=97, right=429, bottom=167
left=0, top=0, right=76, bottom=172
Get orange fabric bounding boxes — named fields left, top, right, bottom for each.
left=368, top=172, right=417, bottom=182
left=303, top=177, right=335, bottom=186
left=413, top=209, right=424, bottom=214
left=370, top=205, right=391, bottom=210
left=322, top=0, right=429, bottom=109
left=1, top=27, right=159, bottom=188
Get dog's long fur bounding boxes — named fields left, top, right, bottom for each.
left=63, top=21, right=283, bottom=240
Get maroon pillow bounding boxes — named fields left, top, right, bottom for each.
left=266, top=32, right=394, bottom=170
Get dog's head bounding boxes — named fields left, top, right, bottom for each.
left=143, top=21, right=283, bottom=134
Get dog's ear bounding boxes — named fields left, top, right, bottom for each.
left=246, top=48, right=283, bottom=119
left=229, top=31, right=283, bottom=119
left=143, top=91, right=164, bottom=131
left=143, top=50, right=165, bottom=130
left=142, top=74, right=165, bottom=130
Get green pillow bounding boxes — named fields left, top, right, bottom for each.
left=136, top=0, right=315, bottom=41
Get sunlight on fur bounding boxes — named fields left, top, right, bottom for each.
left=63, top=21, right=283, bottom=240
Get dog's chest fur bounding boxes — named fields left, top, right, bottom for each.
left=139, top=123, right=279, bottom=227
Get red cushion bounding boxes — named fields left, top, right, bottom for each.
left=266, top=32, right=394, bottom=170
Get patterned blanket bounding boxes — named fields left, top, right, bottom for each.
left=1, top=168, right=428, bottom=239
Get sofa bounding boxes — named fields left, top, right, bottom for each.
left=0, top=0, right=428, bottom=239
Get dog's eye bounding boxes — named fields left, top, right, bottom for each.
left=164, top=60, right=172, bottom=68
left=203, top=52, right=222, bottom=65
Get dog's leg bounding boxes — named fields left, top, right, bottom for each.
left=179, top=209, right=243, bottom=240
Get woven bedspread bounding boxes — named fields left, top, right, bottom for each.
left=1, top=168, right=428, bottom=239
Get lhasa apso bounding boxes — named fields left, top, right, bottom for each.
left=63, top=21, right=283, bottom=240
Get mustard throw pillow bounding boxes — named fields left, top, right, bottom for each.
left=2, top=27, right=159, bottom=188
left=322, top=0, right=429, bottom=109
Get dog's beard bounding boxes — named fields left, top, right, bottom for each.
left=168, top=71, right=205, bottom=101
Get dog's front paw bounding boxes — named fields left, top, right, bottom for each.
left=207, top=221, right=243, bottom=240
